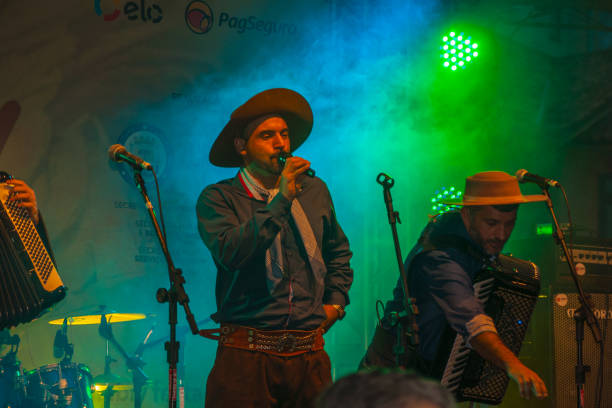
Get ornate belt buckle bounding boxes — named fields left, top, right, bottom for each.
left=277, top=333, right=296, bottom=353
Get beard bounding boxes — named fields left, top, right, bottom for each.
left=468, top=226, right=505, bottom=256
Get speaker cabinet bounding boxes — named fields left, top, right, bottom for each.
left=552, top=292, right=612, bottom=408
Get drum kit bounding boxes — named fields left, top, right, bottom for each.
left=0, top=311, right=153, bottom=408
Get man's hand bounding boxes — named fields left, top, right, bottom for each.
left=506, top=360, right=548, bottom=400
left=470, top=331, right=548, bottom=400
left=279, top=156, right=311, bottom=201
left=319, top=304, right=340, bottom=333
left=7, top=179, right=39, bottom=224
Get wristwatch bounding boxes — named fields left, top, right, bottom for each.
left=331, top=304, right=346, bottom=320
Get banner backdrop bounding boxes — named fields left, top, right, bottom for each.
left=2, top=1, right=341, bottom=405
left=1, top=0, right=607, bottom=406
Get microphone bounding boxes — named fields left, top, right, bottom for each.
left=53, top=330, right=66, bottom=358
left=108, top=144, right=153, bottom=171
left=53, top=318, right=68, bottom=358
left=515, top=169, right=560, bottom=188
left=278, top=153, right=315, bottom=177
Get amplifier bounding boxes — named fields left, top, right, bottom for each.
left=506, top=237, right=612, bottom=291
left=551, top=292, right=612, bottom=408
left=555, top=241, right=612, bottom=290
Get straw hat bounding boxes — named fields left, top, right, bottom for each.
left=444, top=171, right=546, bottom=206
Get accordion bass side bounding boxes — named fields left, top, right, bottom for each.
left=0, top=175, right=65, bottom=330
left=432, top=254, right=541, bottom=405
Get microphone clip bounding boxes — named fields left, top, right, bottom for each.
left=377, top=173, right=395, bottom=189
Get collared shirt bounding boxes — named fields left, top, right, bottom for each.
left=385, top=211, right=497, bottom=362
left=196, top=171, right=353, bottom=330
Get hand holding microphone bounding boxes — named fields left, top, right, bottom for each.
left=278, top=152, right=315, bottom=178
left=277, top=153, right=313, bottom=200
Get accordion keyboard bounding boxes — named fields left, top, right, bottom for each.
left=434, top=254, right=540, bottom=404
left=0, top=183, right=63, bottom=291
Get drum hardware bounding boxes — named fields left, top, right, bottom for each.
left=53, top=318, right=74, bottom=363
left=1, top=330, right=25, bottom=408
left=46, top=309, right=150, bottom=408
left=2, top=324, right=95, bottom=408
left=133, top=318, right=210, bottom=408
left=92, top=375, right=133, bottom=393
left=23, top=362, right=93, bottom=408
left=97, top=313, right=150, bottom=408
left=14, top=317, right=94, bottom=408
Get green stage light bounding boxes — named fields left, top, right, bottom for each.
left=536, top=223, right=553, bottom=236
left=440, top=31, right=479, bottom=71
left=430, top=186, right=463, bottom=214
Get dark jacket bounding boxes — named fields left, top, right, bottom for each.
left=196, top=172, right=353, bottom=330
left=386, top=211, right=490, bottom=361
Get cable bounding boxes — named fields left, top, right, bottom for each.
left=594, top=295, right=607, bottom=408
left=560, top=185, right=574, bottom=259
left=152, top=169, right=167, bottom=242
left=376, top=300, right=385, bottom=326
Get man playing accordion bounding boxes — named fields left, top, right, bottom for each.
left=361, top=171, right=548, bottom=401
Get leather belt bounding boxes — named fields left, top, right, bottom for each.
left=215, top=324, right=325, bottom=357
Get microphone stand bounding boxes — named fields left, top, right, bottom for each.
left=376, top=173, right=419, bottom=366
left=131, top=169, right=201, bottom=408
left=137, top=318, right=211, bottom=408
left=540, top=186, right=602, bottom=408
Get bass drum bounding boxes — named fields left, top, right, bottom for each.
left=24, top=362, right=94, bottom=408
left=0, top=355, right=25, bottom=408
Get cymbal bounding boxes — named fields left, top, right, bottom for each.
left=94, top=383, right=133, bottom=392
left=48, top=313, right=146, bottom=326
left=93, top=373, right=134, bottom=392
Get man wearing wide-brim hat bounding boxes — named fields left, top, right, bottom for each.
left=361, top=171, right=549, bottom=401
left=197, top=88, right=353, bottom=407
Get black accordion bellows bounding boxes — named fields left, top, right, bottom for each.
left=431, top=254, right=541, bottom=405
left=0, top=172, right=65, bottom=330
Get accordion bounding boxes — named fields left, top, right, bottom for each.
left=0, top=173, right=65, bottom=329
left=431, top=254, right=541, bottom=405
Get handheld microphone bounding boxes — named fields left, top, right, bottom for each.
left=108, top=144, right=153, bottom=171
left=515, top=169, right=560, bottom=188
left=278, top=153, right=315, bottom=177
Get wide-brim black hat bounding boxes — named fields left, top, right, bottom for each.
left=209, top=88, right=313, bottom=167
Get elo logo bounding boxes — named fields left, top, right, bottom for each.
left=185, top=0, right=213, bottom=34
left=94, top=0, right=163, bottom=23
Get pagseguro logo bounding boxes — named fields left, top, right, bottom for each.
left=185, top=0, right=297, bottom=36
left=185, top=0, right=214, bottom=34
